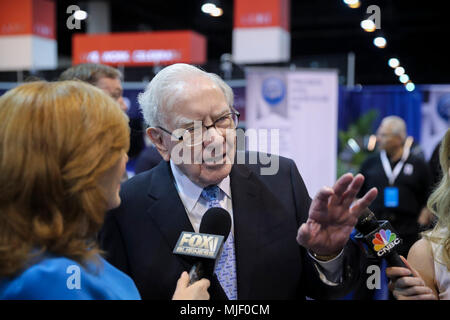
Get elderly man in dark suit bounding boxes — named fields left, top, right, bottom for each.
left=99, top=63, right=377, bottom=300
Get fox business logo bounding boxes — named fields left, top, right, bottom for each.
left=173, top=232, right=224, bottom=259
left=371, top=229, right=401, bottom=257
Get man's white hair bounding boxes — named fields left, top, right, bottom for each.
left=138, top=63, right=234, bottom=128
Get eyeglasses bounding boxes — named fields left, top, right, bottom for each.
left=157, top=110, right=240, bottom=147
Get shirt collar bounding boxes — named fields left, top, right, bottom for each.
left=170, top=160, right=231, bottom=212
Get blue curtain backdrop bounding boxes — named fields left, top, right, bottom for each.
left=338, top=85, right=423, bottom=142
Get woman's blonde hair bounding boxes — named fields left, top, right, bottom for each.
left=0, top=81, right=129, bottom=276
left=424, top=128, right=450, bottom=270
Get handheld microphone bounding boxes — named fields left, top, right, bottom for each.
left=355, top=208, right=408, bottom=269
left=173, top=207, right=231, bottom=284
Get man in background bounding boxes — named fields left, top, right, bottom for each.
left=59, top=63, right=128, bottom=113
left=358, top=116, right=432, bottom=256
left=59, top=63, right=145, bottom=165
left=353, top=116, right=432, bottom=300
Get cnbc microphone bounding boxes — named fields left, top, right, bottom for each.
left=173, top=207, right=231, bottom=284
left=355, top=208, right=409, bottom=269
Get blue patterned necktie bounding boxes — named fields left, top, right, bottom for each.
left=201, top=185, right=237, bottom=300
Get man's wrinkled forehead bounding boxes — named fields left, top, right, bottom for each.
left=163, top=80, right=187, bottom=109
left=163, top=76, right=207, bottom=111
left=162, top=77, right=227, bottom=124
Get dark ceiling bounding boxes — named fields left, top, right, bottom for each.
left=55, top=0, right=450, bottom=85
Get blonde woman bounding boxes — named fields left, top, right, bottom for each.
left=386, top=128, right=450, bottom=300
left=0, top=81, right=209, bottom=299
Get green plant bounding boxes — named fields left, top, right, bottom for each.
left=337, top=109, right=379, bottom=177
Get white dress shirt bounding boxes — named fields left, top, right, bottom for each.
left=170, top=160, right=234, bottom=234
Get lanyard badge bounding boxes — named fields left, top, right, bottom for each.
left=380, top=148, right=409, bottom=208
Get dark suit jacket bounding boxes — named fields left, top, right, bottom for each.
left=99, top=153, right=367, bottom=300
left=134, top=145, right=163, bottom=174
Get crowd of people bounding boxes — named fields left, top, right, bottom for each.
left=0, top=62, right=448, bottom=300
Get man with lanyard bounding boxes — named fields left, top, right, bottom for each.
left=358, top=116, right=432, bottom=257
left=351, top=116, right=432, bottom=300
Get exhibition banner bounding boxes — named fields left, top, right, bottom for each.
left=420, top=85, right=450, bottom=159
left=246, top=68, right=338, bottom=196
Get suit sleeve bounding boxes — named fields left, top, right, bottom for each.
left=98, top=210, right=131, bottom=276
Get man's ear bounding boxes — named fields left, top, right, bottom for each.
left=147, top=127, right=170, bottom=161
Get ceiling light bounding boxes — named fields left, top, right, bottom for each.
left=405, top=82, right=415, bottom=92
left=399, top=74, right=409, bottom=83
left=394, top=66, right=405, bottom=76
left=361, top=19, right=376, bottom=32
left=210, top=7, right=223, bottom=17
left=343, top=0, right=360, bottom=8
left=73, top=10, right=88, bottom=20
left=201, top=3, right=216, bottom=14
left=373, top=36, right=386, bottom=48
left=388, top=58, right=400, bottom=68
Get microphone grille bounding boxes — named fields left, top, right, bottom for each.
left=199, top=207, right=231, bottom=242
left=355, top=208, right=379, bottom=235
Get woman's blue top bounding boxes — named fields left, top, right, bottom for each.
left=0, top=254, right=141, bottom=300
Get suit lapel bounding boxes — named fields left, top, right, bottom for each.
left=145, top=161, right=228, bottom=299
left=145, top=161, right=194, bottom=268
left=230, top=163, right=262, bottom=300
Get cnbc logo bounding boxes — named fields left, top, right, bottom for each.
left=372, top=229, right=401, bottom=256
